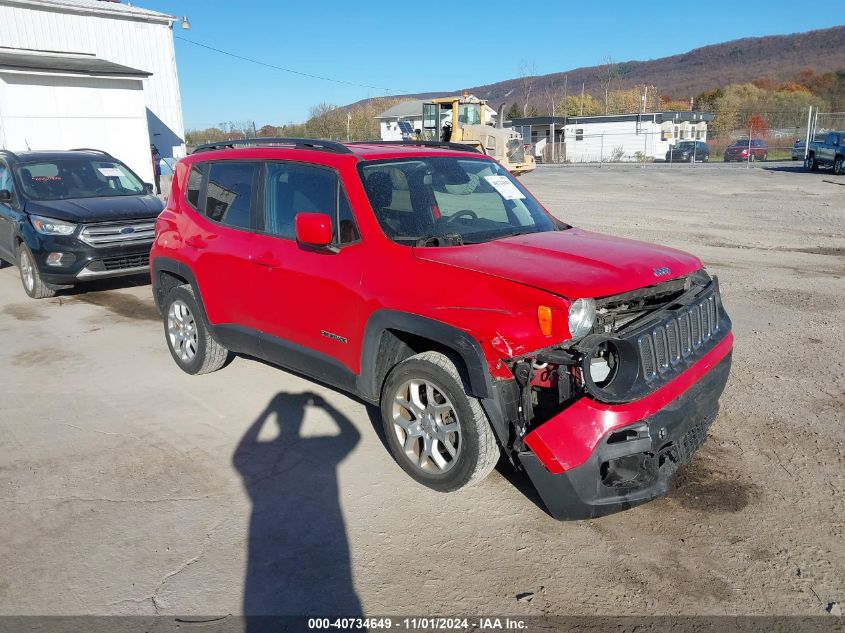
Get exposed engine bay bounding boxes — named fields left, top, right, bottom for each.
left=505, top=269, right=726, bottom=452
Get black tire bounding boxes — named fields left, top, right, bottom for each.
left=16, top=244, right=56, bottom=299
left=380, top=351, right=499, bottom=492
left=807, top=156, right=819, bottom=171
left=834, top=158, right=844, bottom=176
left=162, top=284, right=230, bottom=375
left=749, top=153, right=755, bottom=163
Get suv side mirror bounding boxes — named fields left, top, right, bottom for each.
left=0, top=189, right=12, bottom=203
left=295, top=212, right=334, bottom=248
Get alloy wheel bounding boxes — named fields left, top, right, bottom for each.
left=392, top=378, right=461, bottom=473
left=20, top=250, right=34, bottom=293
left=167, top=299, right=198, bottom=363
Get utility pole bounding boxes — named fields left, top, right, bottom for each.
left=804, top=105, right=813, bottom=161
left=580, top=82, right=585, bottom=116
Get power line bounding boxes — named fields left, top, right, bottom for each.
left=174, top=36, right=408, bottom=93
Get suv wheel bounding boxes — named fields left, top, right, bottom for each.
left=163, top=285, right=230, bottom=374
left=17, top=244, right=56, bottom=299
left=834, top=158, right=844, bottom=176
left=380, top=351, right=500, bottom=492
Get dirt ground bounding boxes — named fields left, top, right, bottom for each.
left=0, top=163, right=842, bottom=617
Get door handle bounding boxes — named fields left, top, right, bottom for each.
left=253, top=253, right=281, bottom=268
left=185, top=235, right=207, bottom=249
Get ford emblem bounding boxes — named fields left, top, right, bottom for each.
left=653, top=266, right=671, bottom=277
left=120, top=227, right=135, bottom=235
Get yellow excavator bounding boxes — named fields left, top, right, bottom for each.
left=420, top=95, right=535, bottom=175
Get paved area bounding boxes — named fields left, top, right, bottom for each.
left=1, top=163, right=843, bottom=616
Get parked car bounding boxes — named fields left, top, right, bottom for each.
left=723, top=139, right=768, bottom=162
left=805, top=131, right=844, bottom=175
left=791, top=139, right=806, bottom=161
left=0, top=149, right=163, bottom=299
left=151, top=138, right=733, bottom=519
left=666, top=140, right=710, bottom=163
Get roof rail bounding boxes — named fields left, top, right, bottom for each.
left=192, top=137, right=353, bottom=155
left=348, top=140, right=483, bottom=153
left=69, top=148, right=113, bottom=157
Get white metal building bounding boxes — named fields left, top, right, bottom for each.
left=0, top=0, right=185, bottom=183
left=509, top=112, right=715, bottom=163
left=378, top=96, right=498, bottom=141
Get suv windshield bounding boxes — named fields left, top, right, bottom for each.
left=359, top=157, right=559, bottom=245
left=14, top=158, right=145, bottom=201
left=675, top=142, right=696, bottom=150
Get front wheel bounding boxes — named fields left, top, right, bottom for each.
left=806, top=156, right=819, bottom=171
left=17, top=244, right=56, bottom=299
left=163, top=284, right=230, bottom=374
left=380, top=351, right=500, bottom=492
left=834, top=158, right=844, bottom=176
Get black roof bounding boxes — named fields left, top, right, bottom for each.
left=507, top=111, right=715, bottom=126
left=0, top=149, right=114, bottom=163
left=0, top=50, right=150, bottom=78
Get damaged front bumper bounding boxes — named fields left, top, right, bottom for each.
left=518, top=333, right=732, bottom=519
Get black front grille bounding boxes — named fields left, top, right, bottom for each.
left=638, top=294, right=719, bottom=382
left=101, top=253, right=150, bottom=271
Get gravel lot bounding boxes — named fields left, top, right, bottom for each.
left=1, top=163, right=843, bottom=617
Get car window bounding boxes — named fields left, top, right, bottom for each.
left=263, top=162, right=359, bottom=244
left=205, top=162, right=257, bottom=230
left=186, top=164, right=203, bottom=209
left=0, top=161, right=13, bottom=194
left=358, top=157, right=558, bottom=245
left=14, top=158, right=144, bottom=201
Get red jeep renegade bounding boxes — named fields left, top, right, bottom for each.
left=150, top=138, right=732, bottom=519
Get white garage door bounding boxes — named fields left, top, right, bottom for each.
left=0, top=72, right=154, bottom=184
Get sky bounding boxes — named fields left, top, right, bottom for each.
left=140, top=0, right=844, bottom=130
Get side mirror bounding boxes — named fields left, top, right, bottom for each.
left=0, top=189, right=12, bottom=203
left=295, top=212, right=334, bottom=248
left=144, top=183, right=155, bottom=194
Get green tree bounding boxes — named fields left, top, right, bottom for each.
left=506, top=103, right=522, bottom=120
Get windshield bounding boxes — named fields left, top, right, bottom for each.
left=14, top=158, right=145, bottom=201
left=675, top=142, right=696, bottom=150
left=358, top=157, right=560, bottom=245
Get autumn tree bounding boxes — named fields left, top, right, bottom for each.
left=597, top=56, right=619, bottom=115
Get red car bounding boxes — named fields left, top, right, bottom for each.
left=150, top=138, right=732, bottom=519
left=723, top=139, right=768, bottom=162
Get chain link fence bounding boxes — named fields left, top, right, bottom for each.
left=523, top=109, right=826, bottom=165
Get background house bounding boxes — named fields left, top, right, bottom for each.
left=0, top=0, right=186, bottom=183
left=378, top=96, right=498, bottom=141
left=509, top=111, right=715, bottom=162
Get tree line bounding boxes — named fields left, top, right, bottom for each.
left=185, top=67, right=844, bottom=146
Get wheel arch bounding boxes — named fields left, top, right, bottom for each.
left=358, top=310, right=492, bottom=404
left=151, top=257, right=208, bottom=321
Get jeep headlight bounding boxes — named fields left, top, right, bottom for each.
left=568, top=298, right=596, bottom=339
left=31, top=215, right=77, bottom=236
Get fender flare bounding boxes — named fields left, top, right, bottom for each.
left=357, top=309, right=492, bottom=403
left=150, top=256, right=209, bottom=321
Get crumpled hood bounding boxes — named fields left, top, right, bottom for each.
left=24, top=195, right=164, bottom=223
left=414, top=228, right=703, bottom=299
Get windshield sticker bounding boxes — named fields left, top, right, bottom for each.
left=98, top=167, right=123, bottom=178
left=484, top=175, right=525, bottom=200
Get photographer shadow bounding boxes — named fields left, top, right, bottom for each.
left=233, top=391, right=362, bottom=621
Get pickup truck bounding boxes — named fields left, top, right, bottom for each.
left=805, top=131, right=844, bottom=175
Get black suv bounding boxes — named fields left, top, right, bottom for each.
left=666, top=140, right=710, bottom=163
left=0, top=149, right=163, bottom=298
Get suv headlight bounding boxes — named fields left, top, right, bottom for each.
left=30, top=215, right=77, bottom=236
left=568, top=298, right=596, bottom=339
